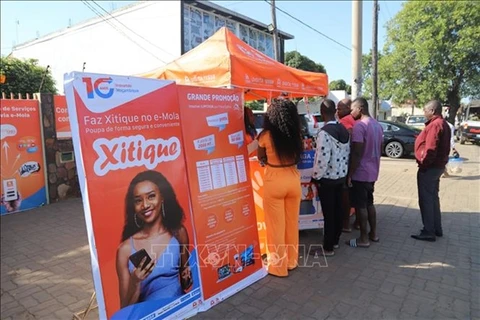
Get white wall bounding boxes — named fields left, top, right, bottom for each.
left=11, top=1, right=182, bottom=93
left=327, top=90, right=349, bottom=105
left=391, top=106, right=423, bottom=117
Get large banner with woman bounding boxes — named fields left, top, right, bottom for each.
left=64, top=72, right=202, bottom=319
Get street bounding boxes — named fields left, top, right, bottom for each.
left=1, top=143, right=479, bottom=320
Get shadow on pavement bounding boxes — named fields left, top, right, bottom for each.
left=1, top=200, right=478, bottom=320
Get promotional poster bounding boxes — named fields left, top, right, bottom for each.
left=64, top=72, right=202, bottom=319
left=53, top=95, right=72, bottom=139
left=297, top=147, right=324, bottom=230
left=0, top=99, right=47, bottom=215
left=177, top=86, right=266, bottom=308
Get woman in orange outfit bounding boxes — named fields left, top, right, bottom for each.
left=257, top=99, right=303, bottom=277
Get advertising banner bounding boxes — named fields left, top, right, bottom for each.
left=297, top=146, right=324, bottom=230
left=189, top=7, right=203, bottom=49
left=53, top=95, right=72, bottom=139
left=177, top=86, right=266, bottom=308
left=64, top=72, right=202, bottom=319
left=182, top=3, right=275, bottom=60
left=214, top=16, right=225, bottom=30
left=0, top=99, right=47, bottom=215
left=183, top=5, right=191, bottom=52
left=203, top=12, right=214, bottom=41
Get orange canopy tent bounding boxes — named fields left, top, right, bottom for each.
left=139, top=27, right=328, bottom=101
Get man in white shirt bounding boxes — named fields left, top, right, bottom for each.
left=310, top=99, right=350, bottom=256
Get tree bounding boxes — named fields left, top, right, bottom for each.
left=245, top=100, right=264, bottom=111
left=329, top=79, right=351, bottom=94
left=361, top=52, right=373, bottom=100
left=0, top=57, right=57, bottom=97
left=361, top=50, right=389, bottom=100
left=285, top=51, right=326, bottom=74
left=379, top=1, right=480, bottom=123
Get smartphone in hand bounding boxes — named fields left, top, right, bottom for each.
left=129, top=249, right=152, bottom=270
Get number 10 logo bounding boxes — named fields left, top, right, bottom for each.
left=82, top=77, right=114, bottom=99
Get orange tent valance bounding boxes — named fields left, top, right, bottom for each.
left=139, top=27, right=328, bottom=101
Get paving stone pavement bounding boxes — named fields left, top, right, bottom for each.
left=1, top=144, right=479, bottom=320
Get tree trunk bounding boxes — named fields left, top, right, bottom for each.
left=446, top=88, right=460, bottom=125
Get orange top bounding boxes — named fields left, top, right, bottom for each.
left=258, top=131, right=296, bottom=166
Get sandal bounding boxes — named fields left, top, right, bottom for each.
left=345, top=238, right=370, bottom=248
left=369, top=233, right=380, bottom=242
left=324, top=250, right=335, bottom=256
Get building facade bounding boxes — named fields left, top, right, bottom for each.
left=11, top=0, right=293, bottom=93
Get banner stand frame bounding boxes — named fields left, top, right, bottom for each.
left=72, top=291, right=97, bottom=320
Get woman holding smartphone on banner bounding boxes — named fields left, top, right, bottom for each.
left=116, top=170, right=193, bottom=308
left=257, top=99, right=303, bottom=277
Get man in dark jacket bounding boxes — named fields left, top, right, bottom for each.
left=337, top=99, right=358, bottom=232
left=411, top=100, right=451, bottom=242
left=310, top=99, right=350, bottom=256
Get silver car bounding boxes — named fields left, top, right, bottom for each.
left=252, top=111, right=311, bottom=137
left=406, top=115, right=426, bottom=130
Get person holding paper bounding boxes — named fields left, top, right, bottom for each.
left=257, top=99, right=303, bottom=277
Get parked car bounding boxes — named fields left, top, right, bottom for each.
left=391, top=115, right=407, bottom=124
left=405, top=115, right=426, bottom=130
left=379, top=120, right=421, bottom=158
left=456, top=104, right=480, bottom=145
left=252, top=110, right=310, bottom=137
left=304, top=113, right=325, bottom=137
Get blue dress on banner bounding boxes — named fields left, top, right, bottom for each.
left=129, top=236, right=183, bottom=302
left=112, top=237, right=195, bottom=320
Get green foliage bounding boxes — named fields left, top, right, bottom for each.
left=329, top=79, right=351, bottom=94
left=379, top=0, right=480, bottom=121
left=361, top=50, right=387, bottom=100
left=0, top=57, right=57, bottom=97
left=285, top=51, right=326, bottom=74
left=245, top=100, right=264, bottom=111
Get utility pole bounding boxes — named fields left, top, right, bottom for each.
left=351, top=0, right=363, bottom=100
left=270, top=0, right=279, bottom=62
left=38, top=65, right=50, bottom=93
left=15, top=20, right=20, bottom=45
left=372, top=0, right=379, bottom=119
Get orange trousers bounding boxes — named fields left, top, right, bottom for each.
left=263, top=166, right=301, bottom=277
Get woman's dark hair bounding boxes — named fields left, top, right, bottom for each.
left=121, top=170, right=184, bottom=242
left=261, top=99, right=303, bottom=164
left=244, top=107, right=256, bottom=140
